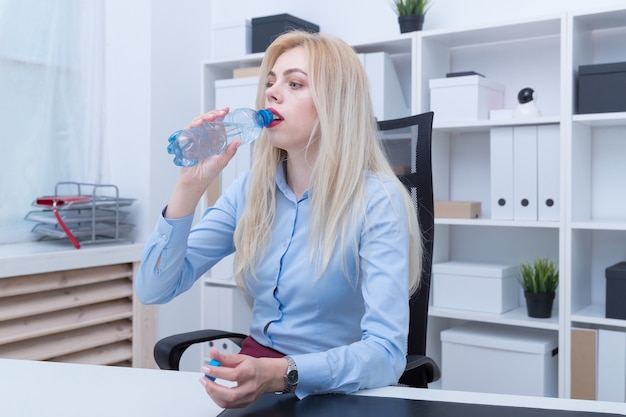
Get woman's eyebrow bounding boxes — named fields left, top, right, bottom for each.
left=267, top=68, right=308, bottom=77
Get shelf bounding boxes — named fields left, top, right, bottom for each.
left=570, top=220, right=626, bottom=231
left=0, top=241, right=144, bottom=279
left=203, top=276, right=237, bottom=287
left=572, top=7, right=626, bottom=30
left=433, top=116, right=560, bottom=133
left=201, top=52, right=264, bottom=69
left=351, top=34, right=412, bottom=55
left=422, top=16, right=561, bottom=47
left=435, top=218, right=560, bottom=228
left=572, top=112, right=626, bottom=127
left=572, top=304, right=626, bottom=329
left=200, top=35, right=414, bottom=66
left=429, top=306, right=559, bottom=331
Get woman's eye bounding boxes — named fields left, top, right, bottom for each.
left=265, top=81, right=274, bottom=88
left=289, top=82, right=302, bottom=89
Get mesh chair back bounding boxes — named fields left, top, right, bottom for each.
left=378, top=112, right=435, bottom=387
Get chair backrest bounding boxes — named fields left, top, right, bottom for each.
left=377, top=112, right=434, bottom=387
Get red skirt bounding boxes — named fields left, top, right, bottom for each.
left=239, top=336, right=285, bottom=359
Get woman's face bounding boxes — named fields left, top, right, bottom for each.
left=264, top=46, right=318, bottom=155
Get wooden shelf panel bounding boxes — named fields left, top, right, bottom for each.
left=0, top=320, right=132, bottom=361
left=0, top=260, right=155, bottom=369
left=0, top=279, right=133, bottom=322
left=0, top=299, right=132, bottom=345
left=0, top=263, right=133, bottom=298
left=51, top=340, right=133, bottom=366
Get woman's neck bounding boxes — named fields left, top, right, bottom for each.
left=284, top=154, right=313, bottom=200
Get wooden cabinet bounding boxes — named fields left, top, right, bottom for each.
left=0, top=242, right=155, bottom=368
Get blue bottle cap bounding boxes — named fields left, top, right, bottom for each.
left=204, top=358, right=221, bottom=381
left=257, top=109, right=274, bottom=127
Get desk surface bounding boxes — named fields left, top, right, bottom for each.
left=1, top=359, right=624, bottom=417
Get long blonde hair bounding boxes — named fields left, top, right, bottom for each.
left=233, top=31, right=421, bottom=295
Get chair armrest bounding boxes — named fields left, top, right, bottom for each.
left=154, top=329, right=247, bottom=370
left=404, top=354, right=441, bottom=384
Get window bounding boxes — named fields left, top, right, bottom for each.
left=0, top=0, right=105, bottom=244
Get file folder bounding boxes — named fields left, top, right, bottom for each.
left=571, top=328, right=597, bottom=400
left=490, top=127, right=514, bottom=220
left=358, top=52, right=410, bottom=120
left=513, top=126, right=538, bottom=221
left=537, top=125, right=560, bottom=221
left=597, top=329, right=626, bottom=402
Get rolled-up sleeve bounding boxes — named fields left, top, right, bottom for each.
left=135, top=175, right=246, bottom=304
left=135, top=209, right=197, bottom=304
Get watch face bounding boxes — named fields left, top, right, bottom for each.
left=286, top=369, right=298, bottom=385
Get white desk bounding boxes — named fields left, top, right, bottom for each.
left=0, top=359, right=220, bottom=417
left=1, top=359, right=624, bottom=417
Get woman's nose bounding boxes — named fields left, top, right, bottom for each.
left=266, top=85, right=280, bottom=104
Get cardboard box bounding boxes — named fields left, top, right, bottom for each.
left=251, top=14, right=319, bottom=53
left=571, top=328, right=597, bottom=400
left=233, top=66, right=261, bottom=78
left=606, top=262, right=626, bottom=319
left=441, top=322, right=558, bottom=397
left=432, top=261, right=519, bottom=314
left=429, top=75, right=504, bottom=122
left=211, top=20, right=251, bottom=59
left=577, top=61, right=626, bottom=114
left=435, top=201, right=481, bottom=219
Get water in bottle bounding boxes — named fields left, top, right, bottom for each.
left=167, top=108, right=274, bottom=167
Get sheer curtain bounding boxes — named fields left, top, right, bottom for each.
left=0, top=0, right=105, bottom=244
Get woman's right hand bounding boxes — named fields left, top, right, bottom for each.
left=165, top=108, right=240, bottom=219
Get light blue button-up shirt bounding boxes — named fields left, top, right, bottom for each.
left=136, top=165, right=412, bottom=398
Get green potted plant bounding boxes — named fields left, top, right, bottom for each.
left=517, top=257, right=559, bottom=318
left=391, top=0, right=433, bottom=33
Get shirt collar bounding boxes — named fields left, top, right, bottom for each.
left=275, top=160, right=309, bottom=202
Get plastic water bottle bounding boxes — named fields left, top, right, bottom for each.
left=167, top=108, right=274, bottom=167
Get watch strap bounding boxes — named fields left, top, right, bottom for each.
left=278, top=355, right=298, bottom=394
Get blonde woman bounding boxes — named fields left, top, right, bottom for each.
left=136, top=30, right=421, bottom=409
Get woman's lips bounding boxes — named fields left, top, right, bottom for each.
left=267, top=108, right=283, bottom=128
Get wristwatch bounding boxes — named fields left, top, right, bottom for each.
left=280, top=356, right=298, bottom=394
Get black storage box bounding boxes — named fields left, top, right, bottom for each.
left=577, top=61, right=626, bottom=114
left=251, top=14, right=319, bottom=53
left=606, top=262, right=626, bottom=320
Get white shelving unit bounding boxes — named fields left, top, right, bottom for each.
left=198, top=6, right=626, bottom=399
left=565, top=7, right=626, bottom=400
left=415, top=13, right=567, bottom=395
left=419, top=6, right=626, bottom=400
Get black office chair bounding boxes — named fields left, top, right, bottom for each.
left=153, top=112, right=440, bottom=388
left=377, top=111, right=438, bottom=387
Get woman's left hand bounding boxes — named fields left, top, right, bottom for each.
left=199, top=349, right=288, bottom=409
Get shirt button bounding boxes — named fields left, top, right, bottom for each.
left=161, top=234, right=168, bottom=241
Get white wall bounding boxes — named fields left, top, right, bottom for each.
left=104, top=0, right=211, bottom=370
left=209, top=0, right=626, bottom=49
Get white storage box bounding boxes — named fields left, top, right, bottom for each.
left=429, top=75, right=504, bottom=122
left=432, top=261, right=519, bottom=314
left=211, top=20, right=251, bottom=59
left=441, top=322, right=558, bottom=397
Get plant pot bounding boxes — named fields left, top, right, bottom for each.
left=398, top=14, right=424, bottom=33
left=524, top=292, right=555, bottom=318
